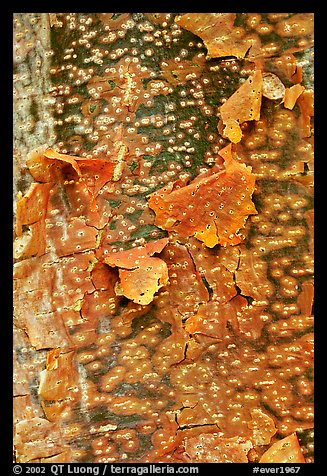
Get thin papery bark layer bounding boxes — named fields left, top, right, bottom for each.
left=105, top=238, right=169, bottom=305
left=148, top=147, right=256, bottom=247
left=38, top=350, right=77, bottom=401
left=176, top=13, right=313, bottom=60
left=259, top=433, right=305, bottom=463
left=219, top=70, right=263, bottom=143
left=14, top=148, right=115, bottom=262
left=13, top=251, right=96, bottom=349
left=27, top=148, right=115, bottom=195
left=175, top=13, right=260, bottom=60
left=115, top=257, right=169, bottom=305
left=284, top=84, right=305, bottom=110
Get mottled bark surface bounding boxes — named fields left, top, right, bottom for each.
left=13, top=12, right=57, bottom=441
left=13, top=13, right=56, bottom=202
left=13, top=13, right=314, bottom=463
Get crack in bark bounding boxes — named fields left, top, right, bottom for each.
left=183, top=241, right=213, bottom=303
left=174, top=401, right=221, bottom=431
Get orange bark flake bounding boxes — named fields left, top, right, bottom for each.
left=14, top=219, right=48, bottom=261
left=175, top=13, right=260, bottom=59
left=13, top=252, right=95, bottom=350
left=105, top=238, right=169, bottom=305
left=27, top=148, right=115, bottom=202
left=14, top=183, right=53, bottom=260
left=16, top=149, right=114, bottom=264
left=15, top=183, right=52, bottom=236
left=259, top=433, right=305, bottom=463
left=105, top=238, right=169, bottom=268
left=148, top=148, right=256, bottom=247
left=297, top=280, right=314, bottom=317
left=38, top=351, right=77, bottom=401
left=284, top=84, right=305, bottom=110
left=298, top=90, right=314, bottom=137
left=219, top=70, right=263, bottom=143
left=115, top=257, right=169, bottom=305
left=176, top=13, right=313, bottom=62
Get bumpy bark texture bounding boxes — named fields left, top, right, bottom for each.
left=13, top=13, right=314, bottom=463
